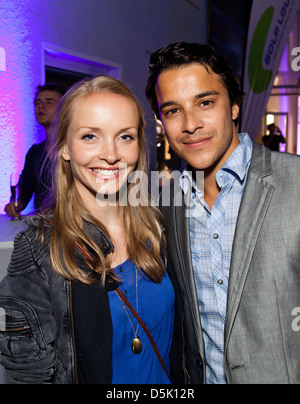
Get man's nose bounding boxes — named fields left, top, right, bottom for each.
left=36, top=102, right=46, bottom=110
left=182, top=111, right=204, bottom=134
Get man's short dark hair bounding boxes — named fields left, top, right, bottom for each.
left=35, top=83, right=67, bottom=99
left=145, top=42, right=245, bottom=126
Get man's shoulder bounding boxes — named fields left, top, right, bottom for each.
left=252, top=142, right=300, bottom=172
left=271, top=149, right=300, bottom=164
left=253, top=141, right=300, bottom=159
left=26, top=140, right=46, bottom=156
left=249, top=143, right=300, bottom=196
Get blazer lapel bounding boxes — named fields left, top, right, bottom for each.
left=225, top=143, right=275, bottom=347
left=173, top=186, right=205, bottom=359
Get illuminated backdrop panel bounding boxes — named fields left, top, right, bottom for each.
left=0, top=2, right=44, bottom=213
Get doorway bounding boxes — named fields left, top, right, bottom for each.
left=262, top=112, right=288, bottom=153
left=42, top=43, right=122, bottom=90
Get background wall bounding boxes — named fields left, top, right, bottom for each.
left=0, top=0, right=207, bottom=213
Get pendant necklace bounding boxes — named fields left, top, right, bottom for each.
left=115, top=266, right=143, bottom=354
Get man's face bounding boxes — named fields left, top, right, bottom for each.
left=34, top=90, right=61, bottom=131
left=155, top=63, right=240, bottom=175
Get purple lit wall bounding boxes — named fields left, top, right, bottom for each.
left=0, top=0, right=207, bottom=214
left=0, top=2, right=43, bottom=213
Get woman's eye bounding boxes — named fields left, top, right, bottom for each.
left=120, top=134, right=135, bottom=141
left=82, top=134, right=96, bottom=141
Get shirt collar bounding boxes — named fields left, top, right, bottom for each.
left=180, top=133, right=253, bottom=195
left=217, top=132, right=253, bottom=184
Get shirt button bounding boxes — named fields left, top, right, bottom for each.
left=213, top=234, right=219, bottom=239
left=217, top=279, right=224, bottom=286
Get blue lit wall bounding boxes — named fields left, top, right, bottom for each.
left=0, top=2, right=43, bottom=213
left=0, top=0, right=207, bottom=214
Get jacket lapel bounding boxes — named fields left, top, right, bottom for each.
left=173, top=186, right=206, bottom=360
left=225, top=143, right=275, bottom=346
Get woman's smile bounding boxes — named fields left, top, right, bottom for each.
left=62, top=92, right=140, bottom=201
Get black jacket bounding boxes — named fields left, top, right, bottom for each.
left=0, top=217, right=185, bottom=384
left=19, top=141, right=50, bottom=211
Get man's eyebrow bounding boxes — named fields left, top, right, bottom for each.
left=159, top=101, right=178, bottom=112
left=194, top=91, right=220, bottom=100
left=159, top=91, right=220, bottom=112
left=34, top=97, right=58, bottom=104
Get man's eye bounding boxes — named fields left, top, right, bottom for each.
left=165, top=108, right=179, bottom=116
left=200, top=100, right=213, bottom=107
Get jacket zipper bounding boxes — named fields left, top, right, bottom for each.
left=0, top=325, right=31, bottom=338
left=69, top=280, right=79, bottom=384
left=181, top=315, right=189, bottom=384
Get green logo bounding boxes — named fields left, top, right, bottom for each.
left=248, top=7, right=274, bottom=94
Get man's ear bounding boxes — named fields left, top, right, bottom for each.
left=232, top=103, right=240, bottom=122
left=61, top=144, right=71, bottom=162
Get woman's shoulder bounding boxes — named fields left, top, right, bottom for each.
left=9, top=216, right=52, bottom=276
left=22, top=215, right=52, bottom=243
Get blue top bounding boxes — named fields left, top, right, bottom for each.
left=108, top=259, right=175, bottom=384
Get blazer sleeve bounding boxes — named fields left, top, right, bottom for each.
left=0, top=232, right=56, bottom=384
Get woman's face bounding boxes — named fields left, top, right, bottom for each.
left=62, top=92, right=140, bottom=205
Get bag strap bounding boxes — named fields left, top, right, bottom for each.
left=115, top=287, right=172, bottom=383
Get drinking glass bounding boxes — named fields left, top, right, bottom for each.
left=10, top=173, right=21, bottom=221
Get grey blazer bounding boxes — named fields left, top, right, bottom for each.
left=161, top=142, right=300, bottom=384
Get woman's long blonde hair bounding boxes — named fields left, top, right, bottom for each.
left=42, top=76, right=165, bottom=285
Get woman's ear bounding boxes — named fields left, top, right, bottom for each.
left=61, top=144, right=71, bottom=162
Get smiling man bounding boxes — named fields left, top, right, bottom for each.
left=155, top=62, right=241, bottom=210
left=146, top=42, right=300, bottom=384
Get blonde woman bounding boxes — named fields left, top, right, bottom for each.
left=0, top=76, right=183, bottom=384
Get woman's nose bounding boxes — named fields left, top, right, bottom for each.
left=99, top=141, right=120, bottom=164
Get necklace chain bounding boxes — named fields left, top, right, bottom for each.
left=115, top=265, right=139, bottom=338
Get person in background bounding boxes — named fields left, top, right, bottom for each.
left=146, top=41, right=300, bottom=384
left=4, top=83, right=66, bottom=218
left=0, top=76, right=179, bottom=384
left=262, top=123, right=286, bottom=152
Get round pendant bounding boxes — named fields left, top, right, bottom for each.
left=131, top=337, right=143, bottom=354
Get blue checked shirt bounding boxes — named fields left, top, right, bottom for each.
left=180, top=133, right=253, bottom=384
